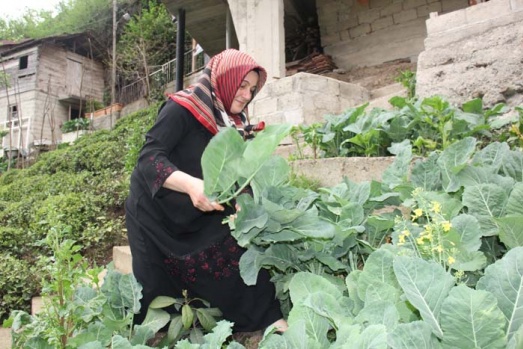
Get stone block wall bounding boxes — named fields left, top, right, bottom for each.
left=250, top=72, right=369, bottom=134
left=316, top=0, right=468, bottom=68
left=416, top=0, right=523, bottom=107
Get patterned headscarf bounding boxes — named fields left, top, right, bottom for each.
left=169, top=49, right=267, bottom=135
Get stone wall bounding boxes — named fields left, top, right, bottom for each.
left=416, top=0, right=523, bottom=108
left=316, top=0, right=468, bottom=68
left=250, top=72, right=369, bottom=134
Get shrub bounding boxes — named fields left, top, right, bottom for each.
left=0, top=254, right=38, bottom=321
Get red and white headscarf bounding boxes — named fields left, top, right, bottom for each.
left=169, top=49, right=267, bottom=135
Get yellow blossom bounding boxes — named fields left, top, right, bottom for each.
left=442, top=221, right=452, bottom=232
left=447, top=256, right=456, bottom=265
left=416, top=237, right=424, bottom=245
left=434, top=245, right=444, bottom=253
left=431, top=201, right=441, bottom=214
left=398, top=234, right=406, bottom=243
left=412, top=208, right=423, bottom=220
left=402, top=230, right=410, bottom=236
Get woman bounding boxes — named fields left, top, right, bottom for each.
left=125, top=49, right=287, bottom=336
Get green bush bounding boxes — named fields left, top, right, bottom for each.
left=0, top=104, right=157, bottom=324
left=60, top=118, right=91, bottom=133
left=0, top=254, right=38, bottom=321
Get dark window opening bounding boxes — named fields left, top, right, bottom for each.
left=6, top=105, right=19, bottom=127
left=70, top=108, right=80, bottom=120
left=19, top=56, right=28, bottom=70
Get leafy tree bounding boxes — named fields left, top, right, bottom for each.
left=117, top=1, right=179, bottom=101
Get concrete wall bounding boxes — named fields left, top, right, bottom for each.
left=229, top=0, right=286, bottom=80
left=317, top=0, right=468, bottom=69
left=416, top=0, right=523, bottom=107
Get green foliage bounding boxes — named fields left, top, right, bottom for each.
left=0, top=254, right=38, bottom=321
left=6, top=230, right=240, bottom=348
left=259, top=246, right=522, bottom=348
left=0, top=106, right=157, bottom=322
left=294, top=96, right=513, bottom=159
left=117, top=2, right=178, bottom=100
left=148, top=291, right=224, bottom=347
left=395, top=69, right=416, bottom=100
left=60, top=118, right=91, bottom=133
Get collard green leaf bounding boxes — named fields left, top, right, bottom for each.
left=436, top=137, right=476, bottom=192
left=387, top=321, right=441, bottom=349
left=457, top=165, right=514, bottom=188
left=451, top=250, right=486, bottom=272
left=289, top=272, right=343, bottom=304
left=440, top=285, right=506, bottom=349
left=411, top=153, right=442, bottom=191
left=505, top=182, right=523, bottom=216
left=356, top=300, right=399, bottom=329
left=303, top=292, right=353, bottom=327
left=343, top=324, right=388, bottom=349
left=507, top=324, right=523, bottom=349
left=462, top=183, right=508, bottom=236
left=289, top=211, right=336, bottom=239
left=118, top=273, right=142, bottom=314
left=261, top=197, right=304, bottom=225
left=232, top=194, right=268, bottom=246
left=358, top=248, right=399, bottom=302
left=251, top=155, right=290, bottom=194
left=393, top=256, right=455, bottom=338
left=471, top=141, right=509, bottom=170
left=239, top=247, right=263, bottom=286
left=200, top=320, right=233, bottom=349
left=502, top=150, right=523, bottom=182
left=202, top=127, right=245, bottom=199
left=239, top=124, right=292, bottom=179
left=450, top=214, right=482, bottom=251
left=477, top=247, right=523, bottom=342
left=382, top=140, right=412, bottom=190
left=496, top=216, right=523, bottom=249
left=287, top=306, right=330, bottom=348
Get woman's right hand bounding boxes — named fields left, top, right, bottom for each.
left=186, top=177, right=224, bottom=212
left=163, top=171, right=224, bottom=212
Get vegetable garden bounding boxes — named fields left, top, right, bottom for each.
left=2, top=95, right=523, bottom=348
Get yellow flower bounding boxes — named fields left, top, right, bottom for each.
left=431, top=201, right=441, bottom=214
left=398, top=234, right=406, bottom=243
left=442, top=221, right=452, bottom=232
left=416, top=237, right=424, bottom=245
left=447, top=256, right=456, bottom=265
left=412, top=208, right=423, bottom=220
left=402, top=230, right=410, bottom=237
left=434, top=245, right=444, bottom=253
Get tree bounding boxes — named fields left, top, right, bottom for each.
left=117, top=1, right=179, bottom=102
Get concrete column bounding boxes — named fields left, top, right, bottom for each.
left=229, top=0, right=285, bottom=80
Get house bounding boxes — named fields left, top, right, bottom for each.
left=0, top=33, right=106, bottom=157
left=161, top=0, right=523, bottom=129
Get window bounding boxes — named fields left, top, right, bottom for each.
left=19, top=56, right=28, bottom=70
left=5, top=105, right=19, bottom=128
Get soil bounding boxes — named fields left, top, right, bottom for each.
left=320, top=59, right=417, bottom=91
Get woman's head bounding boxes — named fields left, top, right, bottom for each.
left=208, top=49, right=267, bottom=116
left=169, top=49, right=267, bottom=135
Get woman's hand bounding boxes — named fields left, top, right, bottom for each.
left=186, top=177, right=224, bottom=212
left=162, top=171, right=224, bottom=212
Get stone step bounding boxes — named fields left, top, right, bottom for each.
left=113, top=246, right=133, bottom=275
left=367, top=83, right=407, bottom=110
